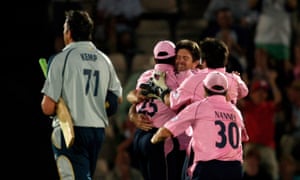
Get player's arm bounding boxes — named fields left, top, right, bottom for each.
left=128, top=104, right=153, bottom=131
left=151, top=127, right=173, bottom=144
left=41, top=95, right=57, bottom=116
left=127, top=89, right=146, bottom=104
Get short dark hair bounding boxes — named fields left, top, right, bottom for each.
left=204, top=86, right=227, bottom=96
left=176, top=39, right=201, bottom=62
left=65, top=10, right=94, bottom=41
left=154, top=56, right=176, bottom=66
left=199, top=37, right=229, bottom=68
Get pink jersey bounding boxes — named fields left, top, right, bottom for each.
left=135, top=64, right=192, bottom=154
left=164, top=95, right=245, bottom=164
left=169, top=68, right=248, bottom=112
left=175, top=69, right=194, bottom=84
left=136, top=64, right=178, bottom=128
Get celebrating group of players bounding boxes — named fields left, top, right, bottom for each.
left=127, top=38, right=249, bottom=180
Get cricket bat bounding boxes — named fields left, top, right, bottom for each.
left=39, top=58, right=75, bottom=148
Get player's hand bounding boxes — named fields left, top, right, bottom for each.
left=151, top=127, right=172, bottom=144
left=136, top=89, right=148, bottom=102
left=130, top=112, right=153, bottom=131
left=139, top=71, right=170, bottom=101
left=232, top=71, right=240, bottom=76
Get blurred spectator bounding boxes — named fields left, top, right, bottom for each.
left=94, top=126, right=119, bottom=177
left=139, top=0, right=183, bottom=41
left=117, top=119, right=140, bottom=170
left=250, top=48, right=273, bottom=81
left=243, top=147, right=273, bottom=180
left=278, top=154, right=298, bottom=180
left=280, top=80, right=300, bottom=156
left=95, top=0, right=143, bottom=71
left=203, top=0, right=257, bottom=27
left=93, top=158, right=110, bottom=180
left=105, top=150, right=144, bottom=180
left=239, top=70, right=282, bottom=180
left=292, top=37, right=300, bottom=80
left=250, top=0, right=298, bottom=88
left=200, top=7, right=250, bottom=78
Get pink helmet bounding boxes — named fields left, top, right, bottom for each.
left=203, top=71, right=228, bottom=93
left=153, top=40, right=176, bottom=60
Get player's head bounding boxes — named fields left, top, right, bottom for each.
left=199, top=37, right=229, bottom=69
left=203, top=71, right=228, bottom=96
left=175, top=39, right=202, bottom=71
left=64, top=10, right=94, bottom=43
left=153, top=40, right=176, bottom=65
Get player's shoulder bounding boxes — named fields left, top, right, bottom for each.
left=225, top=71, right=243, bottom=82
left=140, top=69, right=154, bottom=78
left=188, top=70, right=207, bottom=80
left=226, top=71, right=241, bottom=78
left=48, top=51, right=66, bottom=67
left=137, top=69, right=154, bottom=83
left=187, top=98, right=210, bottom=112
left=191, top=70, right=208, bottom=83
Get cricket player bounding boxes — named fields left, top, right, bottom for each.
left=41, top=10, right=122, bottom=179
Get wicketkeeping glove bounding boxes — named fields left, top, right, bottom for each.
left=151, top=71, right=168, bottom=91
left=152, top=71, right=171, bottom=102
left=139, top=71, right=170, bottom=101
left=139, top=78, right=163, bottom=100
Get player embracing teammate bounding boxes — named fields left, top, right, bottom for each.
left=127, top=39, right=201, bottom=180
left=132, top=37, right=250, bottom=179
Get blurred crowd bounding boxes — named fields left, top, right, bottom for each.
left=46, top=0, right=300, bottom=179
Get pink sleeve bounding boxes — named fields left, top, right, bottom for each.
left=164, top=103, right=198, bottom=137
left=236, top=75, right=249, bottom=99
left=226, top=73, right=249, bottom=104
left=234, top=106, right=249, bottom=142
left=170, top=74, right=205, bottom=112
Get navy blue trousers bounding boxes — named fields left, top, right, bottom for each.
left=191, top=160, right=242, bottom=180
left=133, top=128, right=167, bottom=180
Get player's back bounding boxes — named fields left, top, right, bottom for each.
left=61, top=42, right=120, bottom=127
left=135, top=64, right=178, bottom=127
left=189, top=97, right=244, bottom=162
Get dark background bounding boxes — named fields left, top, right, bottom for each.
left=5, top=2, right=59, bottom=179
